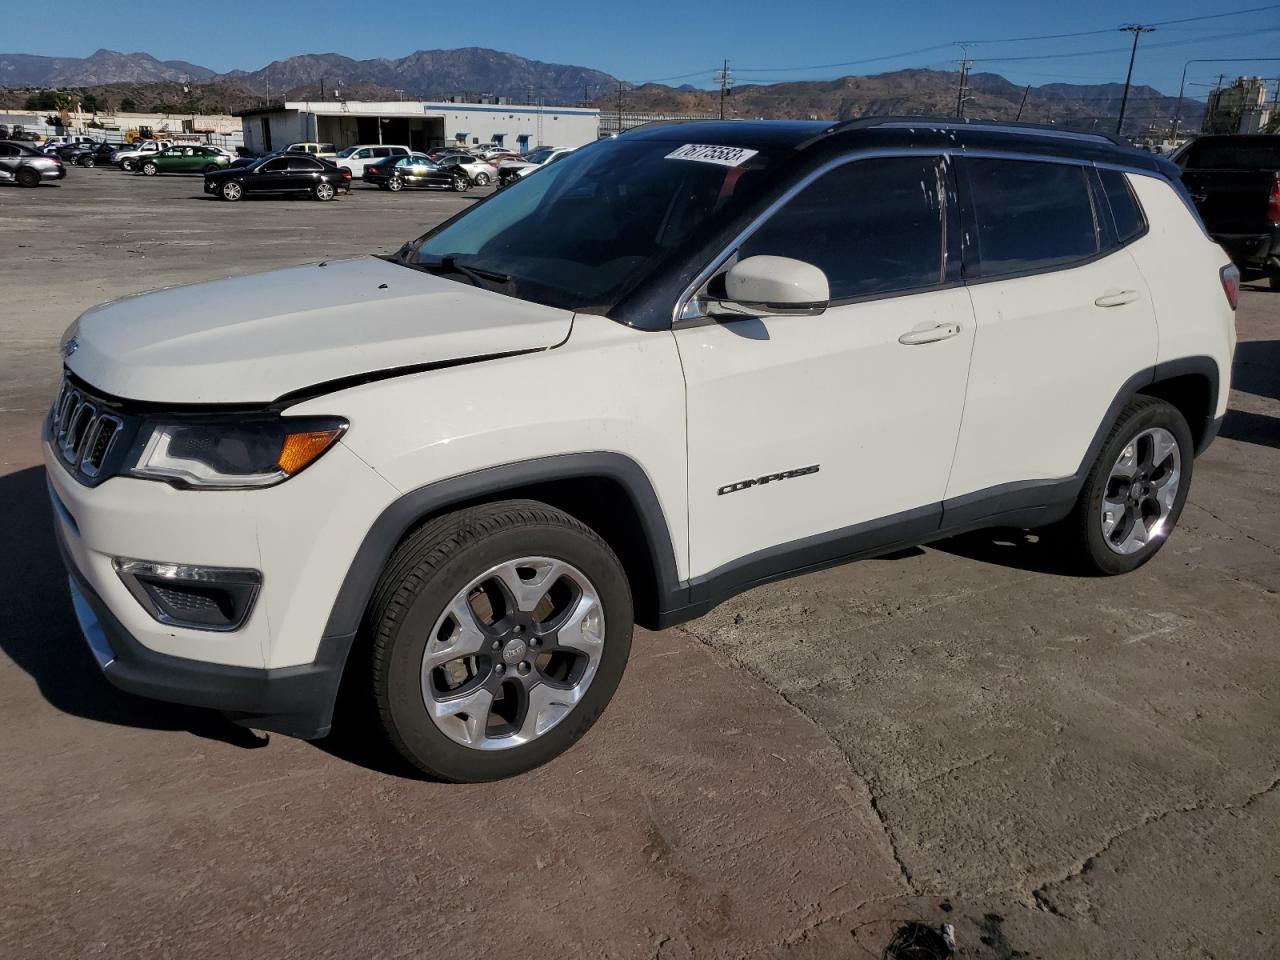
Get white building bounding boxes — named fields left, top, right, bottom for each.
left=237, top=99, right=600, bottom=155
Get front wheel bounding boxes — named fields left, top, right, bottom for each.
left=120, top=158, right=135, bottom=171
left=367, top=500, right=633, bottom=782
left=313, top=181, right=336, bottom=201
left=80, top=155, right=96, bottom=167
left=220, top=180, right=243, bottom=201
left=1057, top=396, right=1193, bottom=575
left=141, top=161, right=158, bottom=176
left=387, top=176, right=403, bottom=192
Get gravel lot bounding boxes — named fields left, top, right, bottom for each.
left=1, top=168, right=1277, bottom=959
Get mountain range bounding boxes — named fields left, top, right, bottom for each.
left=0, top=48, right=1202, bottom=134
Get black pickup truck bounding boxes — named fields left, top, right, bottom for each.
left=1174, top=134, right=1280, bottom=289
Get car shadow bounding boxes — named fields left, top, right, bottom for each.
left=1219, top=408, right=1280, bottom=450
left=1233, top=340, right=1280, bottom=402
left=929, top=527, right=1091, bottom=577
left=0, top=464, right=268, bottom=748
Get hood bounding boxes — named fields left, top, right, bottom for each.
left=66, top=256, right=574, bottom=404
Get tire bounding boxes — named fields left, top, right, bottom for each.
left=473, top=172, right=490, bottom=186
left=15, top=167, right=40, bottom=187
left=366, top=499, right=633, bottom=782
left=203, top=164, right=219, bottom=174
left=79, top=155, right=95, bottom=167
left=220, top=180, right=243, bottom=201
left=120, top=158, right=135, bottom=171
left=141, top=161, right=158, bottom=176
left=452, top=174, right=470, bottom=192
left=1057, top=396, right=1194, bottom=575
left=387, top=176, right=403, bottom=193
left=313, top=181, right=336, bottom=201
left=1268, top=266, right=1280, bottom=292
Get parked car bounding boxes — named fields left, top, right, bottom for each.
left=434, top=153, right=498, bottom=186
left=114, top=140, right=174, bottom=171
left=286, top=142, right=337, bottom=159
left=68, top=142, right=129, bottom=167
left=45, top=119, right=1236, bottom=783
left=496, top=146, right=574, bottom=185
left=0, top=140, right=66, bottom=186
left=332, top=144, right=410, bottom=177
left=204, top=152, right=351, bottom=200
left=139, top=145, right=232, bottom=176
left=54, top=143, right=98, bottom=165
left=362, top=153, right=472, bottom=192
left=1173, top=134, right=1280, bottom=289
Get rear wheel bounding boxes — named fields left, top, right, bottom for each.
left=15, top=167, right=40, bottom=187
left=79, top=155, right=96, bottom=167
left=141, top=161, right=158, bottom=176
left=367, top=500, right=633, bottom=782
left=203, top=163, right=219, bottom=174
left=1057, top=396, right=1193, bottom=575
left=473, top=172, right=490, bottom=186
left=1268, top=264, right=1280, bottom=291
left=220, top=180, right=243, bottom=201
left=387, top=176, right=404, bottom=192
left=313, top=181, right=336, bottom=201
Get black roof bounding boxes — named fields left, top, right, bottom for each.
left=623, top=116, right=1177, bottom=178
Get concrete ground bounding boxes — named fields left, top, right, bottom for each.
left=1, top=169, right=1277, bottom=960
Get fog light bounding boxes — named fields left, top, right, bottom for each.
left=113, top=558, right=262, bottom=632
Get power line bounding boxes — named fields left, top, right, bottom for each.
left=958, top=2, right=1280, bottom=45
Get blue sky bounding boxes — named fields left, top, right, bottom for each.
left=8, top=0, right=1280, bottom=99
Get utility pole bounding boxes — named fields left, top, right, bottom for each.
left=320, top=76, right=325, bottom=101
left=1205, top=73, right=1227, bottom=133
left=1115, top=24, right=1155, bottom=136
left=1014, top=84, right=1031, bottom=122
left=955, top=56, right=971, bottom=119
left=716, top=60, right=732, bottom=120
left=616, top=81, right=625, bottom=134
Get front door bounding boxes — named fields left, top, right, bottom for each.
left=676, top=154, right=975, bottom=581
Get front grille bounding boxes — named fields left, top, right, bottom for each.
left=49, top=376, right=132, bottom=485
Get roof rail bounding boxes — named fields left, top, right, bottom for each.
left=798, top=115, right=1132, bottom=150
left=616, top=118, right=721, bottom=135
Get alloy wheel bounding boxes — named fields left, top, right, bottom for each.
left=1100, top=426, right=1181, bottom=555
left=420, top=557, right=605, bottom=751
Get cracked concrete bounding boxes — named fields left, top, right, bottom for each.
left=2, top=172, right=1278, bottom=959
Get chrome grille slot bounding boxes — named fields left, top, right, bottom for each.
left=61, top=400, right=96, bottom=463
left=80, top=415, right=122, bottom=477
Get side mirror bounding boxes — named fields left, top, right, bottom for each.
left=711, top=256, right=830, bottom=318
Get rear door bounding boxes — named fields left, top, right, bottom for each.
left=285, top=155, right=324, bottom=189
left=945, top=157, right=1158, bottom=503
left=677, top=154, right=975, bottom=579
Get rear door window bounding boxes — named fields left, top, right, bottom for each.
left=1098, top=169, right=1146, bottom=244
left=372, top=147, right=392, bottom=158
left=738, top=155, right=947, bottom=301
left=962, top=158, right=1098, bottom=278
left=288, top=156, right=322, bottom=171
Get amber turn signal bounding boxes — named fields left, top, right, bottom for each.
left=278, top=429, right=343, bottom=475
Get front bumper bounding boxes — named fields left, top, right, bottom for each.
left=58, top=521, right=344, bottom=738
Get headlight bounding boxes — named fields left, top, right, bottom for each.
left=130, top=416, right=347, bottom=489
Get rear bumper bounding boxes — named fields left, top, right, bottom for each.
left=56, top=517, right=345, bottom=739
left=1212, top=230, right=1280, bottom=271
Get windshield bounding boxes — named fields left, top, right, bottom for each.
left=335, top=147, right=358, bottom=158
left=523, top=148, right=555, bottom=164
left=403, top=138, right=781, bottom=313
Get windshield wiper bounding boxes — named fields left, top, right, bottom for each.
left=412, top=254, right=510, bottom=289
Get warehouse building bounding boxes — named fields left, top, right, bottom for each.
left=236, top=99, right=600, bottom=154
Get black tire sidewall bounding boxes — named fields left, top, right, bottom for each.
left=1080, top=399, right=1194, bottom=574
left=379, top=520, right=633, bottom=782
left=17, top=168, right=39, bottom=187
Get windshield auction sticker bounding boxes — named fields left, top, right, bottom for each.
left=665, top=144, right=759, bottom=167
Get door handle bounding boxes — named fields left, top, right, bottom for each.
left=898, top=323, right=961, bottom=345
left=1094, top=289, right=1141, bottom=308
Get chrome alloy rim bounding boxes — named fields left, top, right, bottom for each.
left=1101, top=427, right=1181, bottom=555
left=421, top=557, right=605, bottom=751
left=316, top=182, right=334, bottom=199
left=223, top=182, right=241, bottom=199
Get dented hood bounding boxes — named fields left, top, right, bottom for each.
left=65, top=256, right=573, bottom=404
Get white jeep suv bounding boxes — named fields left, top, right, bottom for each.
left=47, top=119, right=1237, bottom=782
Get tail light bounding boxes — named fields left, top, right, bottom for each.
left=1220, top=264, right=1240, bottom=311
left=1267, top=172, right=1280, bottom=227
left=341, top=168, right=351, bottom=180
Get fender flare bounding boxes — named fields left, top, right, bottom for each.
left=320, top=451, right=684, bottom=645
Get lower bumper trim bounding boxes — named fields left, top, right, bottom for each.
left=55, top=523, right=344, bottom=739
